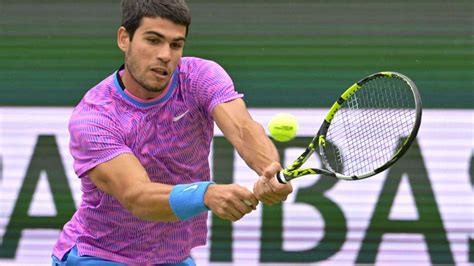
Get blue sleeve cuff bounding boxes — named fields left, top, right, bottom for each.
left=169, top=181, right=215, bottom=221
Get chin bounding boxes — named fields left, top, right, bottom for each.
left=145, top=83, right=167, bottom=93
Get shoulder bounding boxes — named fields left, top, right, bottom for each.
left=70, top=72, right=121, bottom=129
left=81, top=73, right=117, bottom=107
left=177, top=57, right=228, bottom=77
left=176, top=57, right=233, bottom=91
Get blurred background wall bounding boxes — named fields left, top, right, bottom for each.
left=1, top=0, right=472, bottom=107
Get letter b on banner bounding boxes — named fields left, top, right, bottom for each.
left=260, top=137, right=347, bottom=263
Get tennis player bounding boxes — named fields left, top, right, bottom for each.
left=51, top=0, right=292, bottom=265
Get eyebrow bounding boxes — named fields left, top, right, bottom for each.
left=143, top=31, right=186, bottom=42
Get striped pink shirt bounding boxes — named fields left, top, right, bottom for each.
left=52, top=57, right=243, bottom=264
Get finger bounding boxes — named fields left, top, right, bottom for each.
left=226, top=208, right=241, bottom=222
left=262, top=198, right=278, bottom=206
left=258, top=192, right=278, bottom=205
left=216, top=212, right=234, bottom=222
left=260, top=186, right=285, bottom=205
left=262, top=177, right=291, bottom=199
left=254, top=179, right=279, bottom=204
left=248, top=194, right=259, bottom=209
left=262, top=181, right=277, bottom=195
left=253, top=183, right=261, bottom=200
left=252, top=182, right=259, bottom=197
left=243, top=196, right=259, bottom=211
left=257, top=175, right=269, bottom=185
left=254, top=191, right=266, bottom=204
left=230, top=195, right=252, bottom=214
left=253, top=181, right=267, bottom=202
left=265, top=194, right=281, bottom=204
left=235, top=185, right=258, bottom=204
left=216, top=201, right=242, bottom=222
left=269, top=189, right=289, bottom=202
left=255, top=182, right=276, bottom=204
left=242, top=199, right=258, bottom=211
left=269, top=177, right=293, bottom=195
left=236, top=199, right=253, bottom=214
left=262, top=162, right=282, bottom=179
left=227, top=199, right=249, bottom=219
left=260, top=197, right=273, bottom=206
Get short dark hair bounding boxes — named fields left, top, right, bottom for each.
left=121, top=0, right=191, bottom=39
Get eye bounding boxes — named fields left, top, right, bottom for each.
left=171, top=42, right=184, bottom=50
left=147, top=38, right=160, bottom=44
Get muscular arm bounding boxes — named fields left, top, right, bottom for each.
left=213, top=98, right=293, bottom=205
left=87, top=153, right=257, bottom=222
left=87, top=153, right=178, bottom=222
left=213, top=98, right=279, bottom=175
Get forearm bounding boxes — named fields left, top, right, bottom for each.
left=212, top=99, right=279, bottom=176
left=122, top=181, right=178, bottom=221
left=88, top=153, right=211, bottom=222
left=124, top=181, right=215, bottom=222
left=234, top=119, right=280, bottom=176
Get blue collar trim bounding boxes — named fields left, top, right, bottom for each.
left=113, top=67, right=177, bottom=108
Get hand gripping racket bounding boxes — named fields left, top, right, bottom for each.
left=276, top=71, right=422, bottom=183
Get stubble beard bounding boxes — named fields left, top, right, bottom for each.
left=125, top=54, right=168, bottom=93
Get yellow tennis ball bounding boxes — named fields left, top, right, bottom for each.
left=268, top=113, right=299, bottom=142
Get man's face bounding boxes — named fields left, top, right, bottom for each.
left=119, top=17, right=187, bottom=94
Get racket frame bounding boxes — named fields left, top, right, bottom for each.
left=277, top=72, right=422, bottom=183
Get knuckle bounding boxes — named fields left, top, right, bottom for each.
left=224, top=195, right=235, bottom=204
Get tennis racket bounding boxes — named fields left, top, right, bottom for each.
left=276, top=71, right=422, bottom=183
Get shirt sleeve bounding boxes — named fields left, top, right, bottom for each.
left=188, top=59, right=243, bottom=116
left=68, top=106, right=133, bottom=178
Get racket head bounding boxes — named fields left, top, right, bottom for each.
left=318, top=71, right=422, bottom=180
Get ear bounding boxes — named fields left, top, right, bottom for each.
left=117, top=27, right=130, bottom=53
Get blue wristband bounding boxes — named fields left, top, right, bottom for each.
left=169, top=181, right=215, bottom=221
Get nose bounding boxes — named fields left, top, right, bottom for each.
left=156, top=44, right=171, bottom=63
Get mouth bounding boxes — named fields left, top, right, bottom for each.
left=150, top=67, right=169, bottom=78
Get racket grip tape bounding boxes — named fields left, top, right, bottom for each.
left=276, top=171, right=289, bottom=184
left=243, top=199, right=253, bottom=206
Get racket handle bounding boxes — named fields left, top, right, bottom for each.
left=243, top=199, right=253, bottom=206
left=276, top=171, right=289, bottom=184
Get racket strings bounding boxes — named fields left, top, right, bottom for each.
left=324, top=76, right=417, bottom=176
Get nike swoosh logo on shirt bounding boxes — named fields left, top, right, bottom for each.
left=183, top=184, right=198, bottom=192
left=173, top=110, right=190, bottom=122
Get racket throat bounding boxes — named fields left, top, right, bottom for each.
left=278, top=168, right=336, bottom=184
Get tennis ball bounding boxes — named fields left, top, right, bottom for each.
left=268, top=113, right=299, bottom=142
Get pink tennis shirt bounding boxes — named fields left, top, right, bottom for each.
left=52, top=57, right=243, bottom=264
